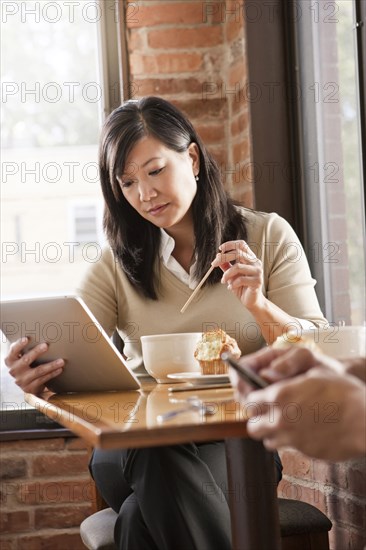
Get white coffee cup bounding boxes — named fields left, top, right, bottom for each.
left=141, top=332, right=201, bottom=383
left=286, top=325, right=366, bottom=359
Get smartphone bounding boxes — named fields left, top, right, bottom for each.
left=221, top=352, right=269, bottom=389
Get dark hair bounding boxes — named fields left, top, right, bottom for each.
left=99, top=96, right=247, bottom=299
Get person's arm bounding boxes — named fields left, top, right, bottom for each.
left=76, top=246, right=119, bottom=336
left=211, top=213, right=327, bottom=344
left=4, top=247, right=119, bottom=395
left=210, top=239, right=302, bottom=343
left=340, top=357, right=366, bottom=383
left=229, top=346, right=364, bottom=387
left=4, top=338, right=64, bottom=395
left=242, top=369, right=366, bottom=461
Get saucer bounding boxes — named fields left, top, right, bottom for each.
left=167, top=372, right=230, bottom=385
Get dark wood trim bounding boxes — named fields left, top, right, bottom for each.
left=0, top=408, right=74, bottom=441
left=116, top=0, right=131, bottom=102
left=355, top=0, right=366, bottom=194
left=0, top=429, right=74, bottom=442
left=244, top=0, right=302, bottom=236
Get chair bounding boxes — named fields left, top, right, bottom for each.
left=80, top=498, right=332, bottom=550
left=80, top=508, right=116, bottom=550
left=279, top=498, right=332, bottom=550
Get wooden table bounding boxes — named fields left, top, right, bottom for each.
left=26, top=382, right=281, bottom=550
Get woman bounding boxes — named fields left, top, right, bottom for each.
left=6, top=97, right=327, bottom=550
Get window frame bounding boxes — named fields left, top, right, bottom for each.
left=97, top=0, right=130, bottom=116
left=68, top=200, right=104, bottom=244
left=0, top=1, right=123, bottom=437
left=244, top=1, right=306, bottom=235
left=290, top=0, right=366, bottom=321
left=355, top=0, right=366, bottom=187
left=246, top=0, right=366, bottom=319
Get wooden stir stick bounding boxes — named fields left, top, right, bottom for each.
left=180, top=265, right=215, bottom=314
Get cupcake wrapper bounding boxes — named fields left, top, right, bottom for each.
left=199, top=360, right=228, bottom=375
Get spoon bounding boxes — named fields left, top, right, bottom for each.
left=157, top=398, right=217, bottom=423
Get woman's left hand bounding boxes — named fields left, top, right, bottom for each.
left=211, top=240, right=264, bottom=310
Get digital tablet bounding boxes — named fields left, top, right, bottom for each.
left=0, top=295, right=140, bottom=393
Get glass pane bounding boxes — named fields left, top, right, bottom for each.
left=296, top=0, right=365, bottom=325
left=1, top=2, right=106, bottom=410
left=74, top=206, right=99, bottom=241
left=335, top=1, right=365, bottom=324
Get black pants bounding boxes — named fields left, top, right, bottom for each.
left=89, top=442, right=282, bottom=550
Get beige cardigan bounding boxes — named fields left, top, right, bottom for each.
left=78, top=208, right=327, bottom=374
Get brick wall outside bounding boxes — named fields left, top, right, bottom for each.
left=0, top=437, right=96, bottom=550
left=126, top=0, right=254, bottom=205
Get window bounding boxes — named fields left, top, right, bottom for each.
left=70, top=202, right=104, bottom=243
left=0, top=0, right=123, bottom=425
left=292, top=0, right=365, bottom=324
left=246, top=0, right=365, bottom=325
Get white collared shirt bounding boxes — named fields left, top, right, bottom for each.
left=159, top=229, right=198, bottom=289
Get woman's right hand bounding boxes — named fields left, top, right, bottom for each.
left=5, top=337, right=64, bottom=395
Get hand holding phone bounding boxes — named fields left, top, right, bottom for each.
left=221, top=352, right=269, bottom=389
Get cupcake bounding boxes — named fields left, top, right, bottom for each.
left=194, top=329, right=241, bottom=375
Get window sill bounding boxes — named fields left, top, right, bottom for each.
left=0, top=408, right=75, bottom=441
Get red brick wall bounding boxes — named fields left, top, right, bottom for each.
left=0, top=437, right=95, bottom=550
left=278, top=449, right=366, bottom=550
left=126, top=0, right=254, bottom=205
left=2, top=441, right=364, bottom=550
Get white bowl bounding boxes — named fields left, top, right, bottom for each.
left=141, top=332, right=202, bottom=383
left=284, top=325, right=366, bottom=359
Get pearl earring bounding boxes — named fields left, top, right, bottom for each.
left=195, top=174, right=199, bottom=181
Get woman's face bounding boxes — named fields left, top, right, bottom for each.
left=118, top=136, right=199, bottom=231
